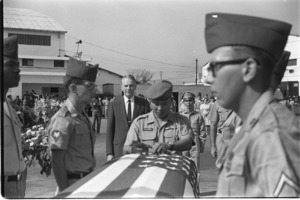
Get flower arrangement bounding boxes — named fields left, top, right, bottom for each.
left=34, top=97, right=61, bottom=123
left=21, top=96, right=61, bottom=177
left=22, top=125, right=52, bottom=176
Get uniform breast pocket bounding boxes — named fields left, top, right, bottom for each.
left=225, top=154, right=246, bottom=196
left=74, top=125, right=90, bottom=146
left=140, top=130, right=156, bottom=147
left=164, top=126, right=176, bottom=143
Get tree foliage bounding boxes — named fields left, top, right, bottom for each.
left=127, top=69, right=154, bottom=84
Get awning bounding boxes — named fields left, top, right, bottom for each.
left=56, top=154, right=200, bottom=198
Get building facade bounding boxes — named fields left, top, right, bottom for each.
left=4, top=7, right=122, bottom=99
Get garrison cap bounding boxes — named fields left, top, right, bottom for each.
left=272, top=51, right=291, bottom=84
left=64, top=57, right=98, bottom=84
left=182, top=92, right=195, bottom=99
left=205, top=13, right=292, bottom=60
left=146, top=80, right=173, bottom=101
left=4, top=35, right=18, bottom=59
left=271, top=51, right=291, bottom=92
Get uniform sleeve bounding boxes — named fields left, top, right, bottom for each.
left=198, top=114, right=206, bottom=139
left=124, top=119, right=140, bottom=146
left=48, top=116, right=73, bottom=151
left=207, top=103, right=218, bottom=124
left=177, top=117, right=193, bottom=141
left=106, top=102, right=115, bottom=155
left=249, top=130, right=299, bottom=197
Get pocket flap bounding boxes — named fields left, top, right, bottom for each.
left=140, top=131, right=156, bottom=140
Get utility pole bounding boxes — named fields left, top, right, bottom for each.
left=160, top=71, right=163, bottom=80
left=76, top=40, right=82, bottom=55
left=195, top=58, right=198, bottom=85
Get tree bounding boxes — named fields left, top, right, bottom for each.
left=127, top=69, right=154, bottom=84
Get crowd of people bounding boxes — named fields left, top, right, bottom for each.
left=3, top=11, right=300, bottom=199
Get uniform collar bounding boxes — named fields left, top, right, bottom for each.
left=243, top=90, right=273, bottom=132
left=65, top=98, right=80, bottom=117
left=147, top=111, right=176, bottom=124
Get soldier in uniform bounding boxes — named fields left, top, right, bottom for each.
left=208, top=100, right=241, bottom=169
left=204, top=13, right=299, bottom=197
left=123, top=80, right=193, bottom=155
left=179, top=92, right=206, bottom=160
left=3, top=35, right=27, bottom=198
left=48, top=57, right=98, bottom=193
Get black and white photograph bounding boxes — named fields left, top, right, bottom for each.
left=2, top=0, right=300, bottom=198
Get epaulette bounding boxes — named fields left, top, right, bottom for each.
left=56, top=106, right=71, bottom=118
left=135, top=112, right=150, bottom=121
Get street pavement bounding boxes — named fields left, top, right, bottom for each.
left=25, top=118, right=218, bottom=198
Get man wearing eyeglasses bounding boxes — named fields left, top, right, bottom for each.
left=3, top=36, right=27, bottom=198
left=48, top=57, right=99, bottom=193
left=204, top=13, right=299, bottom=197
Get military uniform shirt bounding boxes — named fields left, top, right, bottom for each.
left=48, top=99, right=96, bottom=173
left=124, top=111, right=193, bottom=155
left=3, top=101, right=26, bottom=175
left=217, top=90, right=300, bottom=197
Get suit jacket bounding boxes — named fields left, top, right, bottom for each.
left=106, top=95, right=150, bottom=158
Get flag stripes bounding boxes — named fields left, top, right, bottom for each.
left=57, top=154, right=199, bottom=198
left=97, top=155, right=148, bottom=197
left=156, top=168, right=185, bottom=197
left=65, top=154, right=140, bottom=198
left=123, top=166, right=167, bottom=198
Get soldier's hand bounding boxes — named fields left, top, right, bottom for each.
left=132, top=141, right=149, bottom=150
left=211, top=146, right=217, bottom=158
left=152, top=142, right=169, bottom=154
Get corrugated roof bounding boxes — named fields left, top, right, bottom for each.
left=4, top=7, right=67, bottom=33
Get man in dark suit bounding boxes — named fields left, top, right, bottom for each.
left=106, top=75, right=150, bottom=161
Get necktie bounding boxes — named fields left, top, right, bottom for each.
left=127, top=100, right=131, bottom=123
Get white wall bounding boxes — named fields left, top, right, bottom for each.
left=96, top=69, right=122, bottom=89
left=4, top=29, right=65, bottom=57
left=283, top=35, right=300, bottom=84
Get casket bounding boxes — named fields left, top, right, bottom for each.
left=55, top=154, right=200, bottom=198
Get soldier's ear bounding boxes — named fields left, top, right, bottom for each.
left=69, top=83, right=77, bottom=93
left=242, top=58, right=258, bottom=83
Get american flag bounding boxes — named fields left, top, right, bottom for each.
left=56, top=154, right=200, bottom=198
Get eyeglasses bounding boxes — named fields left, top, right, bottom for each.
left=208, top=58, right=249, bottom=77
left=82, top=81, right=97, bottom=90
left=183, top=98, right=194, bottom=102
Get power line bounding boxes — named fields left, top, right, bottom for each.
left=66, top=34, right=188, bottom=69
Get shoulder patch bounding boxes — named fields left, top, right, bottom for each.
left=51, top=130, right=63, bottom=142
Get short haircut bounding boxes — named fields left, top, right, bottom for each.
left=64, top=75, right=83, bottom=94
left=232, top=46, right=276, bottom=89
left=122, top=75, right=137, bottom=83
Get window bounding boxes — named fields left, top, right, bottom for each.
left=54, top=60, right=64, bottom=67
left=50, top=87, right=59, bottom=93
left=22, top=59, right=34, bottom=66
left=8, top=33, right=51, bottom=46
left=287, top=59, right=297, bottom=66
